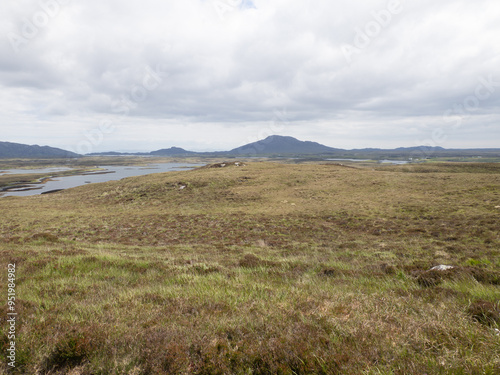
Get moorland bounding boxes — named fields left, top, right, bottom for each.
left=1, top=159, right=499, bottom=374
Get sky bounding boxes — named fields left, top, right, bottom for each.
left=1, top=0, right=500, bottom=153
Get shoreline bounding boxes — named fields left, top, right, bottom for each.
left=0, top=167, right=107, bottom=196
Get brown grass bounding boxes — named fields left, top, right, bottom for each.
left=0, top=161, right=499, bottom=374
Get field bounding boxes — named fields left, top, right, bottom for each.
left=1, top=160, right=499, bottom=374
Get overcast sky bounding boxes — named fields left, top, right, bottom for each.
left=1, top=0, right=499, bottom=153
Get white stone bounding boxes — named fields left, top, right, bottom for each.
left=429, top=265, right=454, bottom=271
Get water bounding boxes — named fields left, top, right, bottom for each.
left=326, top=158, right=371, bottom=162
left=326, top=158, right=410, bottom=165
left=1, top=163, right=204, bottom=198
left=0, top=167, right=73, bottom=175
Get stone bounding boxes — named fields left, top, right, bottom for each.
left=429, top=265, right=454, bottom=271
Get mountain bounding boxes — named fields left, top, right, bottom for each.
left=88, top=147, right=196, bottom=156
left=10, top=136, right=497, bottom=160
left=86, top=151, right=151, bottom=156
left=87, top=136, right=500, bottom=159
left=0, top=141, right=80, bottom=159
left=228, top=135, right=339, bottom=155
left=88, top=136, right=339, bottom=157
left=150, top=147, right=197, bottom=156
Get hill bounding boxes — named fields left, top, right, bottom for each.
left=150, top=147, right=197, bottom=156
left=0, top=141, right=80, bottom=159
left=227, top=135, right=339, bottom=155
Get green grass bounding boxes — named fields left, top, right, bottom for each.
left=1, top=161, right=500, bottom=374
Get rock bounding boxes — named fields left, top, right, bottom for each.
left=202, top=161, right=246, bottom=169
left=41, top=189, right=64, bottom=195
left=429, top=265, right=454, bottom=271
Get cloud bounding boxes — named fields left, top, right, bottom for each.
left=1, top=0, right=500, bottom=152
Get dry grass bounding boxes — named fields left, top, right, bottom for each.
left=0, top=161, right=499, bottom=374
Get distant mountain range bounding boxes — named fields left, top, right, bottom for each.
left=89, top=135, right=500, bottom=159
left=0, top=141, right=80, bottom=159
left=143, top=135, right=340, bottom=156
left=2, top=136, right=500, bottom=159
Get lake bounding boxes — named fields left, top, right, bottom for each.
left=0, top=167, right=74, bottom=175
left=325, top=158, right=410, bottom=165
left=0, top=163, right=205, bottom=198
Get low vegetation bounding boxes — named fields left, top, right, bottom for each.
left=1, top=161, right=499, bottom=374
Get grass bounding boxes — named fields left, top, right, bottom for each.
left=1, top=161, right=499, bottom=374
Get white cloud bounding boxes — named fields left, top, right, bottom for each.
left=1, top=0, right=500, bottom=152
